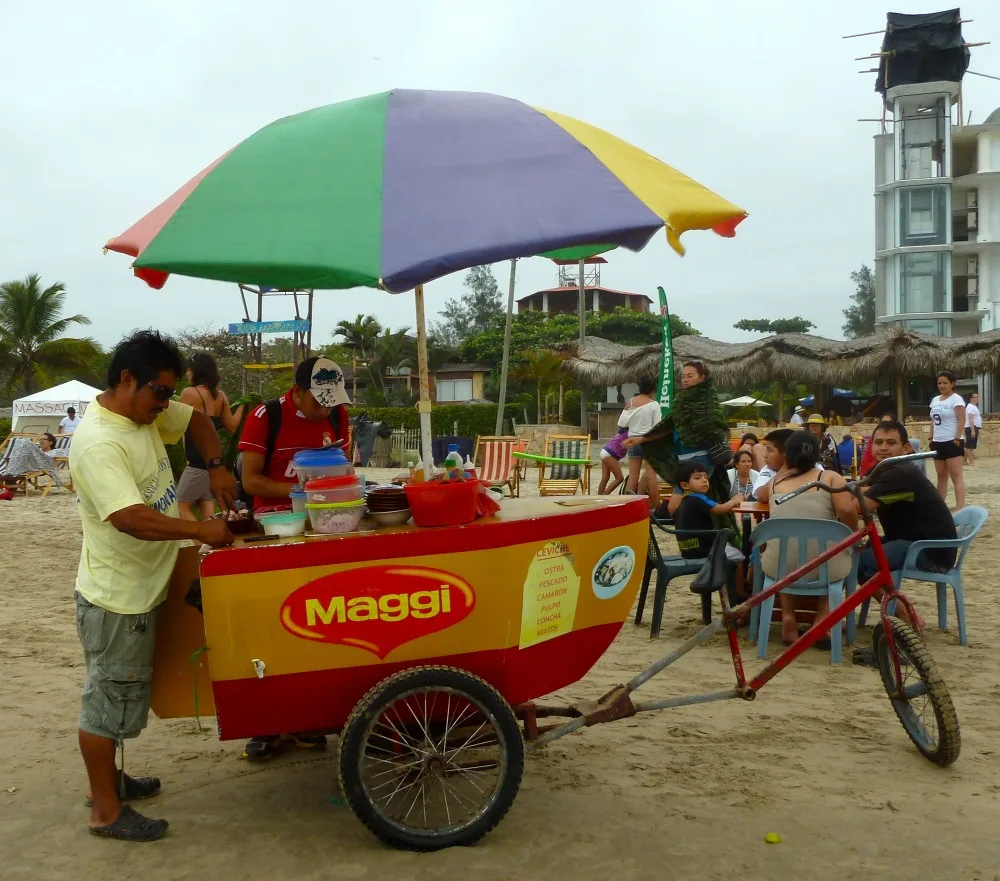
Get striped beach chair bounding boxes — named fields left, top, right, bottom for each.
left=473, top=436, right=520, bottom=497
left=537, top=434, right=592, bottom=497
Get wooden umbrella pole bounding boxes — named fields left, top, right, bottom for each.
left=414, top=284, right=434, bottom=479
left=495, top=258, right=518, bottom=436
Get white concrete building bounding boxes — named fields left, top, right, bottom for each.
left=874, top=85, right=1000, bottom=404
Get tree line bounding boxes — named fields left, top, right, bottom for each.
left=0, top=264, right=877, bottom=414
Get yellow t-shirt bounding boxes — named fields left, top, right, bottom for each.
left=70, top=397, right=193, bottom=614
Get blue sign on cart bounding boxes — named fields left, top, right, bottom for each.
left=228, top=319, right=310, bottom=335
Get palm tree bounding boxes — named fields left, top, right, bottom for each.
left=512, top=350, right=565, bottom=423
left=333, top=314, right=382, bottom=360
left=367, top=328, right=414, bottom=399
left=0, top=275, right=102, bottom=396
left=334, top=314, right=382, bottom=398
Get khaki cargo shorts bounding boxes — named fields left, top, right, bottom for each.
left=76, top=592, right=159, bottom=742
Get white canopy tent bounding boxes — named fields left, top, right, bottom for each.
left=720, top=395, right=771, bottom=408
left=12, top=380, right=101, bottom=434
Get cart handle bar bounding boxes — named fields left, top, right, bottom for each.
left=772, top=450, right=935, bottom=507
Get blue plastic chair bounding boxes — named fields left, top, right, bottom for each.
left=857, top=505, right=988, bottom=646
left=749, top=519, right=858, bottom=664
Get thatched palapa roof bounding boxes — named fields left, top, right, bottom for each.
left=563, top=327, right=1000, bottom=387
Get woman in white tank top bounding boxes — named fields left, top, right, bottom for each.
left=617, top=377, right=663, bottom=508
left=929, top=370, right=966, bottom=510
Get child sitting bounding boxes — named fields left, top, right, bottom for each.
left=673, top=460, right=745, bottom=562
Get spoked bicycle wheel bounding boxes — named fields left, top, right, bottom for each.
left=873, top=618, right=961, bottom=766
left=338, top=666, right=524, bottom=850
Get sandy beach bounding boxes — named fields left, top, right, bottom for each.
left=2, top=462, right=1000, bottom=881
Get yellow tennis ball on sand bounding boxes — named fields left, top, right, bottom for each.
left=764, top=833, right=781, bottom=844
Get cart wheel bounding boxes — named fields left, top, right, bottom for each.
left=873, top=618, right=961, bottom=767
left=338, top=665, right=524, bottom=850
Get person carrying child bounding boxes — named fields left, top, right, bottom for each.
left=626, top=360, right=734, bottom=515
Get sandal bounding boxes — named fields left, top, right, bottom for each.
left=242, top=735, right=284, bottom=761
left=852, top=646, right=878, bottom=668
left=242, top=733, right=328, bottom=761
left=89, top=804, right=168, bottom=842
left=85, top=771, right=161, bottom=807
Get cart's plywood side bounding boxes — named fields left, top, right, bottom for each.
left=151, top=545, right=216, bottom=719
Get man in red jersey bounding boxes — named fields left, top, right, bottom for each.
left=236, top=356, right=351, bottom=759
left=238, top=356, right=351, bottom=512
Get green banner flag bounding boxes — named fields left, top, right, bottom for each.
left=655, top=286, right=674, bottom=417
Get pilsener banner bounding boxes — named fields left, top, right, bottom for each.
left=655, top=286, right=674, bottom=417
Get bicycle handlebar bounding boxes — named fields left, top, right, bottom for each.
left=771, top=450, right=936, bottom=506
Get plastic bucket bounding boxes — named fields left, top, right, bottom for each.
left=258, top=511, right=307, bottom=537
left=304, top=475, right=362, bottom=506
left=404, top=479, right=479, bottom=528
left=306, top=499, right=366, bottom=534
left=293, top=447, right=354, bottom=484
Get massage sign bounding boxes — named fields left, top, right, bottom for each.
left=280, top=566, right=476, bottom=658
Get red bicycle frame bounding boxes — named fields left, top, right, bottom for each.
left=523, top=455, right=933, bottom=750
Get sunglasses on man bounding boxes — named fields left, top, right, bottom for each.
left=146, top=382, right=176, bottom=402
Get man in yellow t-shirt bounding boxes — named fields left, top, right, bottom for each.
left=70, top=330, right=236, bottom=842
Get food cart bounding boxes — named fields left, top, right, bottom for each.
left=152, top=494, right=650, bottom=850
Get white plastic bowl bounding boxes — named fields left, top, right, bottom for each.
left=257, top=511, right=307, bottom=537
left=370, top=509, right=412, bottom=527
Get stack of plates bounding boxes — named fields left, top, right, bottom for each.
left=365, top=485, right=409, bottom=513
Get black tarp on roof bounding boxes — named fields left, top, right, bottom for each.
left=876, top=9, right=970, bottom=95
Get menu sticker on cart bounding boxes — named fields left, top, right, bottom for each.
left=519, top=540, right=581, bottom=649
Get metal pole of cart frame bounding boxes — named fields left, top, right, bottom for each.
left=414, top=284, right=434, bottom=479
left=578, top=259, right=587, bottom=431
left=495, top=258, right=518, bottom=436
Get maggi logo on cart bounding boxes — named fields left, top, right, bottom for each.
left=280, top=565, right=476, bottom=658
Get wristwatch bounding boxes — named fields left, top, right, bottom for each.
left=205, top=457, right=224, bottom=469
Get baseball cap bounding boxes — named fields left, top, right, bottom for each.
left=303, top=358, right=351, bottom=408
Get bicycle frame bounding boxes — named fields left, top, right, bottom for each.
left=524, top=453, right=931, bottom=750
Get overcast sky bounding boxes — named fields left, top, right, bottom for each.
left=4, top=1, right=999, bottom=350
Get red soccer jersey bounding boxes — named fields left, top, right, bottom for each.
left=237, top=390, right=350, bottom=510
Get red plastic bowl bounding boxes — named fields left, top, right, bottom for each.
left=404, top=479, right=479, bottom=528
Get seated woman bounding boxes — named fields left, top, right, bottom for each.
left=38, top=433, right=60, bottom=458
left=727, top=448, right=759, bottom=498
left=756, top=431, right=857, bottom=647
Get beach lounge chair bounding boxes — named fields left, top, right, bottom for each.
left=536, top=434, right=591, bottom=497
left=0, top=435, right=65, bottom=498
left=473, top=435, right=520, bottom=497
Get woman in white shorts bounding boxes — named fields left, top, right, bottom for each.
left=618, top=377, right=664, bottom=508
left=929, top=370, right=966, bottom=510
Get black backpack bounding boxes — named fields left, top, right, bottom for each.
left=235, top=399, right=347, bottom=507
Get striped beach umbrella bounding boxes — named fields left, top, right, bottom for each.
left=105, top=89, right=747, bottom=468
